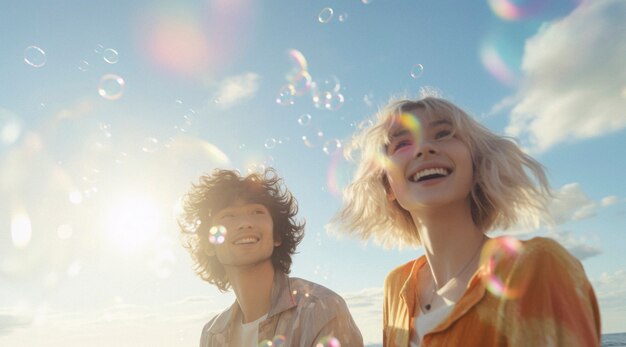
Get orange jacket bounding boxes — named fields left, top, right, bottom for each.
left=383, top=237, right=601, bottom=346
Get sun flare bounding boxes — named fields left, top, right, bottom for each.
left=102, top=194, right=163, bottom=255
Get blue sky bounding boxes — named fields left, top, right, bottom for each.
left=1, top=0, right=625, bottom=345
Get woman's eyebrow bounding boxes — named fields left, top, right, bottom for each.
left=427, top=119, right=452, bottom=128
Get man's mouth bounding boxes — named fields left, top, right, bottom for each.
left=410, top=167, right=451, bottom=182
left=233, top=236, right=260, bottom=245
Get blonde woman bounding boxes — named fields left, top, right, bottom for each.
left=332, top=96, right=600, bottom=346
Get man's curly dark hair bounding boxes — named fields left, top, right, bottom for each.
left=178, top=168, right=305, bottom=292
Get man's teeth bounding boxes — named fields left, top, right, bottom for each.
left=234, top=237, right=259, bottom=245
left=412, top=168, right=449, bottom=182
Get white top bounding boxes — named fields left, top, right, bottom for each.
left=410, top=303, right=456, bottom=347
left=231, top=313, right=268, bottom=347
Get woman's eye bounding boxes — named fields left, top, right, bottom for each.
left=253, top=209, right=265, bottom=215
left=435, top=130, right=452, bottom=139
left=393, top=140, right=413, bottom=152
left=219, top=213, right=234, bottom=220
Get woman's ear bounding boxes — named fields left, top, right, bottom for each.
left=382, top=174, right=396, bottom=201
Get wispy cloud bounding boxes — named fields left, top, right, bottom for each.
left=213, top=72, right=260, bottom=109
left=505, top=0, right=626, bottom=152
left=549, top=183, right=598, bottom=224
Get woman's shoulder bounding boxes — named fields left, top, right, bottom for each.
left=519, top=236, right=582, bottom=268
left=384, top=256, right=425, bottom=288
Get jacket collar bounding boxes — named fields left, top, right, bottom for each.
left=400, top=255, right=488, bottom=333
left=206, top=271, right=296, bottom=334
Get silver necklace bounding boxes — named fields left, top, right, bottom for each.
left=423, top=235, right=486, bottom=311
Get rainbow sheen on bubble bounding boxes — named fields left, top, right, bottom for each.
left=98, top=74, right=126, bottom=100
left=287, top=49, right=308, bottom=74
left=480, top=236, right=527, bottom=299
left=209, top=225, right=227, bottom=245
left=288, top=70, right=313, bottom=96
left=480, top=40, right=520, bottom=87
left=326, top=149, right=353, bottom=199
left=316, top=335, right=341, bottom=347
left=488, top=0, right=545, bottom=20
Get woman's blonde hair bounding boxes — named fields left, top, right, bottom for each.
left=330, top=95, right=551, bottom=248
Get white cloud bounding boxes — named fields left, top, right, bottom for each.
left=505, top=0, right=626, bottom=152
left=601, top=195, right=620, bottom=207
left=213, top=73, right=260, bottom=109
left=549, top=183, right=597, bottom=224
left=343, top=287, right=384, bottom=345
left=546, top=230, right=602, bottom=261
left=591, top=270, right=626, bottom=333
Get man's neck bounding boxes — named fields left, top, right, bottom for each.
left=226, top=260, right=276, bottom=324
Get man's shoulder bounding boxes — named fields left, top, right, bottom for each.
left=201, top=304, right=235, bottom=336
left=288, top=277, right=347, bottom=305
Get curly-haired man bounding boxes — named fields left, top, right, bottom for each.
left=179, top=168, right=363, bottom=347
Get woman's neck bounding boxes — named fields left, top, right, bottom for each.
left=412, top=200, right=486, bottom=288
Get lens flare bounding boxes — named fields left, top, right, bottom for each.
left=316, top=335, right=341, bottom=347
left=488, top=0, right=546, bottom=20
left=480, top=237, right=528, bottom=299
left=209, top=225, right=227, bottom=245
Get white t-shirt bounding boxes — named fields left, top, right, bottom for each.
left=231, top=313, right=268, bottom=347
left=410, top=303, right=455, bottom=347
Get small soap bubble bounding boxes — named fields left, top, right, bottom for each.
left=99, top=122, right=112, bottom=138
left=302, top=129, right=324, bottom=148
left=276, top=85, right=295, bottom=106
left=142, top=137, right=159, bottom=153
left=103, top=48, right=119, bottom=64
left=318, top=7, right=334, bottom=23
left=338, top=13, right=348, bottom=22
left=322, top=139, right=342, bottom=155
left=209, top=225, right=227, bottom=244
left=78, top=60, right=89, bottom=72
left=264, top=138, right=277, bottom=149
left=258, top=340, right=273, bottom=347
left=410, top=64, right=424, bottom=79
left=238, top=143, right=247, bottom=150
left=323, top=92, right=345, bottom=111
left=98, top=74, right=125, bottom=100
left=297, top=114, right=312, bottom=126
left=115, top=151, right=128, bottom=164
left=94, top=44, right=105, bottom=54
left=362, top=0, right=373, bottom=4
left=316, top=335, right=341, bottom=347
left=24, top=46, right=47, bottom=67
